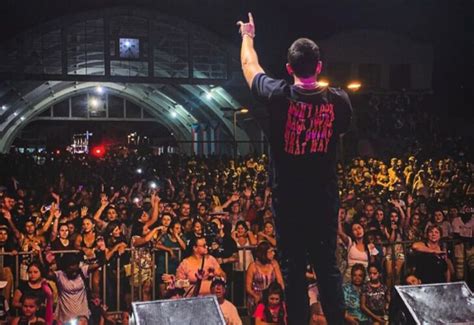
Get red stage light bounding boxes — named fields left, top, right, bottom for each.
left=91, top=145, right=105, bottom=158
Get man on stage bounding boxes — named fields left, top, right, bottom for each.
left=237, top=13, right=352, bottom=324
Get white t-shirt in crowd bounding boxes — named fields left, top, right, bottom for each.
left=452, top=216, right=474, bottom=238
left=220, top=299, right=242, bottom=325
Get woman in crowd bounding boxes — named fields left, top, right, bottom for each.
left=376, top=164, right=391, bottom=191
left=159, top=213, right=173, bottom=235
left=74, top=216, right=101, bottom=296
left=343, top=263, right=369, bottom=325
left=361, top=263, right=389, bottom=325
left=130, top=192, right=160, bottom=301
left=339, top=220, right=379, bottom=282
left=404, top=212, right=423, bottom=242
left=385, top=209, right=405, bottom=288
left=246, top=241, right=284, bottom=316
left=257, top=221, right=277, bottom=247
left=12, top=262, right=53, bottom=320
left=412, top=225, right=451, bottom=283
left=369, top=208, right=387, bottom=236
left=175, top=236, right=226, bottom=296
left=46, top=252, right=105, bottom=325
left=156, top=219, right=187, bottom=298
left=424, top=209, right=452, bottom=238
left=50, top=221, right=73, bottom=252
left=233, top=220, right=256, bottom=273
left=253, top=282, right=287, bottom=325
left=104, top=221, right=130, bottom=311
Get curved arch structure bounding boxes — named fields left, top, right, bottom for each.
left=0, top=6, right=253, bottom=153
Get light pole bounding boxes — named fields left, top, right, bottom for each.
left=232, top=107, right=248, bottom=157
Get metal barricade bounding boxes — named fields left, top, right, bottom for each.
left=0, top=238, right=469, bottom=317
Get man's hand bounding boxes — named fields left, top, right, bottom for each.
left=237, top=12, right=255, bottom=38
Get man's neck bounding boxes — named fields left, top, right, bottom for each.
left=293, top=75, right=319, bottom=89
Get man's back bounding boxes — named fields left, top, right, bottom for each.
left=251, top=73, right=352, bottom=187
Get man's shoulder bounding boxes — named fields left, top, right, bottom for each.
left=251, top=73, right=289, bottom=102
left=328, top=86, right=350, bottom=101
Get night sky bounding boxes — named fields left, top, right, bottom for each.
left=0, top=0, right=470, bottom=116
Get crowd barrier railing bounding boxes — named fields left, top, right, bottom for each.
left=0, top=239, right=471, bottom=315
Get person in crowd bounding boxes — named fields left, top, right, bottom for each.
left=232, top=220, right=256, bottom=273
left=129, top=192, right=160, bottom=301
left=0, top=142, right=472, bottom=320
left=403, top=273, right=421, bottom=285
left=412, top=224, right=451, bottom=283
left=424, top=209, right=452, bottom=238
left=208, top=218, right=238, bottom=299
left=404, top=212, right=423, bottom=242
left=93, top=197, right=121, bottom=232
left=0, top=224, right=16, bottom=304
left=46, top=252, right=105, bottom=325
left=384, top=209, right=405, bottom=288
left=185, top=219, right=205, bottom=247
left=361, top=263, right=389, bottom=325
left=306, top=266, right=327, bottom=325
left=156, top=219, right=186, bottom=298
left=257, top=221, right=277, bottom=247
left=10, top=294, right=47, bottom=325
left=451, top=205, right=473, bottom=280
left=253, top=282, right=287, bottom=325
left=335, top=208, right=349, bottom=276
left=12, top=262, right=53, bottom=320
left=339, top=220, right=379, bottom=282
left=104, top=221, right=130, bottom=311
left=210, top=277, right=242, bottom=325
left=174, top=236, right=226, bottom=296
left=343, top=263, right=369, bottom=325
left=222, top=194, right=245, bottom=228
left=246, top=241, right=284, bottom=316
left=74, top=216, right=101, bottom=297
left=50, top=219, right=74, bottom=252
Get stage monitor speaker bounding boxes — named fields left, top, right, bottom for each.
left=131, top=296, right=225, bottom=325
left=390, top=281, right=474, bottom=325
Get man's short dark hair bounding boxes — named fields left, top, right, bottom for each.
left=287, top=38, right=320, bottom=78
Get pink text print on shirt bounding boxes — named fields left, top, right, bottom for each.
left=284, top=99, right=334, bottom=155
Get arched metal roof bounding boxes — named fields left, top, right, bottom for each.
left=0, top=6, right=252, bottom=153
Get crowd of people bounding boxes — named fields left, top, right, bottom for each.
left=0, top=150, right=472, bottom=324
left=353, top=92, right=471, bottom=162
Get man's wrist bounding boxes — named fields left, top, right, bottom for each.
left=240, top=23, right=255, bottom=39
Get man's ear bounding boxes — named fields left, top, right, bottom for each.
left=316, top=61, right=322, bottom=75
left=286, top=63, right=294, bottom=76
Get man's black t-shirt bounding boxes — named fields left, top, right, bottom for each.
left=251, top=73, right=352, bottom=190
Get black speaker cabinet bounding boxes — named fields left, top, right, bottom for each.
left=131, top=296, right=225, bottom=325
left=390, top=281, right=474, bottom=324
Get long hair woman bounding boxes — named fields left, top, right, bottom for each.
left=246, top=241, right=284, bottom=317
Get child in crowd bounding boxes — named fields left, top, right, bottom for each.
left=11, top=295, right=45, bottom=325
left=254, top=282, right=287, bottom=325
left=361, top=263, right=389, bottom=325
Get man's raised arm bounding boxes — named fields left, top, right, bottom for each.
left=237, top=13, right=264, bottom=89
